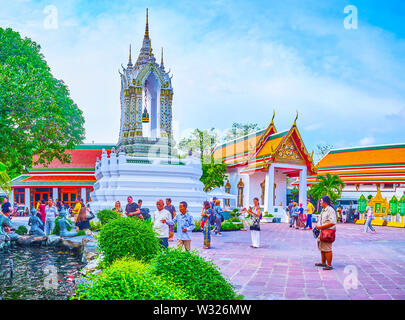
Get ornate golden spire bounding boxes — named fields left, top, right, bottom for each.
left=145, top=8, right=149, bottom=38
left=293, top=110, right=299, bottom=126
left=128, top=44, right=133, bottom=66
left=161, top=47, right=164, bottom=65
left=270, top=109, right=275, bottom=126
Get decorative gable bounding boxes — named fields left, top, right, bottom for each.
left=274, top=136, right=306, bottom=165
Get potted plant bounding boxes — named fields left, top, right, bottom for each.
left=262, top=212, right=274, bottom=223
left=228, top=208, right=243, bottom=225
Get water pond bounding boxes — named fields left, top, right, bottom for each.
left=0, top=246, right=85, bottom=300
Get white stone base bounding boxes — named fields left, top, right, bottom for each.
left=90, top=150, right=208, bottom=219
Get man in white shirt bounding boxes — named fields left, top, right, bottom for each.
left=152, top=199, right=172, bottom=248
left=45, top=198, right=58, bottom=235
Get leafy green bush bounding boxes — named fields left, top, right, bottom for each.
left=96, top=209, right=122, bottom=225
left=98, top=217, right=160, bottom=265
left=72, top=258, right=193, bottom=300
left=221, top=221, right=243, bottom=231
left=150, top=248, right=239, bottom=300
left=230, top=208, right=240, bottom=218
left=227, top=217, right=241, bottom=222
left=263, top=214, right=274, bottom=217
left=76, top=230, right=86, bottom=236
left=15, top=225, right=28, bottom=235
left=90, top=220, right=102, bottom=231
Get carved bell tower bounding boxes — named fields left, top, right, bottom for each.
left=117, top=9, right=174, bottom=157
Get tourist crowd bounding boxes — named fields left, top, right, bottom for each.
left=3, top=191, right=384, bottom=271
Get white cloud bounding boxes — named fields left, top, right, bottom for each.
left=359, top=136, right=375, bottom=146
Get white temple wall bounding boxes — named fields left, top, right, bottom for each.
left=247, top=171, right=266, bottom=207
left=274, top=170, right=287, bottom=207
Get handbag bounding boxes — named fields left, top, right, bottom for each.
left=244, top=214, right=255, bottom=227
left=302, top=214, right=307, bottom=222
left=320, top=229, right=336, bottom=243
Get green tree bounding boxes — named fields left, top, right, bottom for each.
left=290, top=187, right=299, bottom=202
left=178, top=128, right=226, bottom=191
left=224, top=122, right=262, bottom=141
left=201, top=158, right=227, bottom=192
left=0, top=28, right=85, bottom=178
left=0, top=162, right=11, bottom=194
left=315, top=143, right=333, bottom=163
left=308, top=173, right=345, bottom=211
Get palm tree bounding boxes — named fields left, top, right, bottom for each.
left=309, top=173, right=345, bottom=211
left=0, top=162, right=11, bottom=194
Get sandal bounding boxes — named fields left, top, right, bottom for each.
left=315, top=263, right=327, bottom=267
left=323, top=265, right=334, bottom=270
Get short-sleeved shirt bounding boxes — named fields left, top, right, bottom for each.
left=152, top=209, right=172, bottom=238
left=125, top=202, right=139, bottom=216
left=45, top=205, right=58, bottom=221
left=319, top=206, right=337, bottom=231
left=307, top=202, right=315, bottom=214
left=164, top=205, right=176, bottom=218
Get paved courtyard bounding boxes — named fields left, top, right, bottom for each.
left=170, top=222, right=405, bottom=300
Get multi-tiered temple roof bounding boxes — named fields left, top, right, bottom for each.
left=307, top=143, right=405, bottom=185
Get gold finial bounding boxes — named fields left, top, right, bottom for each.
left=129, top=44, right=132, bottom=62
left=270, top=109, right=275, bottom=125
left=161, top=47, right=164, bottom=65
left=310, top=151, right=314, bottom=161
left=145, top=8, right=149, bottom=38
left=293, top=110, right=298, bottom=126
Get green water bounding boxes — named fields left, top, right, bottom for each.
left=0, top=246, right=85, bottom=300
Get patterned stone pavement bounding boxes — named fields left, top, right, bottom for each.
left=169, top=222, right=405, bottom=300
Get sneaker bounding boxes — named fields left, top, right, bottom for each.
left=323, top=265, right=334, bottom=270
left=315, top=263, right=327, bottom=267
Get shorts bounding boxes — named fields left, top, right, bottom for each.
left=317, top=239, right=333, bottom=252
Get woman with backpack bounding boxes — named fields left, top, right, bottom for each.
left=201, top=201, right=214, bottom=249
left=75, top=204, right=95, bottom=235
left=213, top=199, right=224, bottom=236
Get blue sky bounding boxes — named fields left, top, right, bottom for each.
left=1, top=0, right=404, bottom=160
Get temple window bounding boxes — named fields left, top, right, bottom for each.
left=260, top=179, right=266, bottom=205
left=224, top=180, right=231, bottom=207
left=237, top=178, right=244, bottom=208
left=14, top=188, right=25, bottom=205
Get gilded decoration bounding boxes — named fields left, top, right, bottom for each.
left=277, top=138, right=301, bottom=160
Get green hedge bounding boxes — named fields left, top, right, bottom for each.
left=15, top=225, right=28, bottom=235
left=98, top=217, right=160, bottom=266
left=96, top=209, right=122, bottom=225
left=221, top=221, right=243, bottom=231
left=90, top=220, right=102, bottom=231
left=72, top=258, right=193, bottom=300
left=150, top=248, right=240, bottom=300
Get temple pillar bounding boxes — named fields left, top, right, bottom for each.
left=242, top=174, right=250, bottom=209
left=81, top=187, right=86, bottom=203
left=24, top=188, right=30, bottom=209
left=299, top=169, right=307, bottom=208
left=264, top=164, right=275, bottom=213
left=52, top=187, right=58, bottom=201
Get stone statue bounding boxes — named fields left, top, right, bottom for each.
left=0, top=214, right=12, bottom=251
left=58, top=208, right=78, bottom=237
left=28, top=208, right=45, bottom=236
